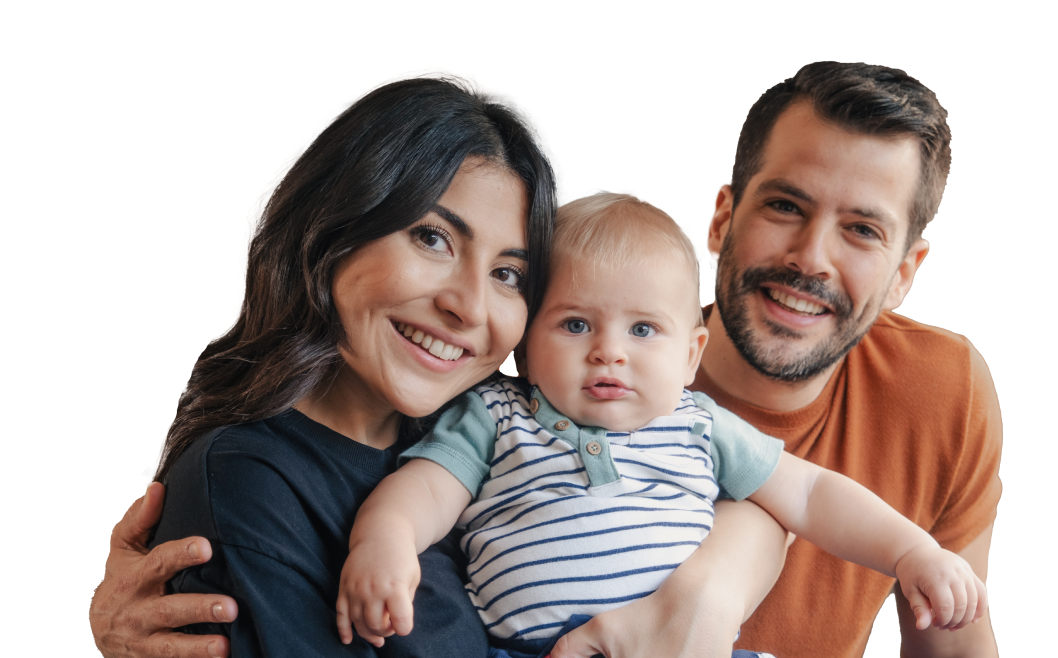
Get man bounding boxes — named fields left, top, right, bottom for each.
left=691, top=62, right=1001, bottom=655
left=90, top=63, right=1001, bottom=658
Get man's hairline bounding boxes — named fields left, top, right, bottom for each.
left=731, top=99, right=926, bottom=258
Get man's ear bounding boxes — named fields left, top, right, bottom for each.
left=883, top=238, right=930, bottom=311
left=514, top=336, right=529, bottom=379
left=707, top=186, right=735, bottom=257
left=685, top=326, right=709, bottom=386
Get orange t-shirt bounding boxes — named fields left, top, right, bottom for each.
left=691, top=310, right=1003, bottom=658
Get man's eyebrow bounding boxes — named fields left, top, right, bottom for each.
left=433, top=204, right=527, bottom=260
left=755, top=178, right=815, bottom=204
left=756, top=178, right=898, bottom=230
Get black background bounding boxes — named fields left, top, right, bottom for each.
left=86, top=59, right=1002, bottom=655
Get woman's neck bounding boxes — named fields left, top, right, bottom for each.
left=294, top=366, right=402, bottom=451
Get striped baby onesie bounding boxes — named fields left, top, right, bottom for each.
left=402, top=377, right=783, bottom=642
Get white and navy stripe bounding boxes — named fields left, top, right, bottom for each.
left=457, top=380, right=720, bottom=641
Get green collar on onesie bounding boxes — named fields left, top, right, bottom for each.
left=528, top=385, right=621, bottom=488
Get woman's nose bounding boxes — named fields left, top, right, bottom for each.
left=435, top=266, right=488, bottom=327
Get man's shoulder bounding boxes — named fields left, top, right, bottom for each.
left=856, top=311, right=986, bottom=383
left=864, top=311, right=975, bottom=352
left=851, top=312, right=999, bottom=435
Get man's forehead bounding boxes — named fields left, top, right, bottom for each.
left=752, top=101, right=920, bottom=231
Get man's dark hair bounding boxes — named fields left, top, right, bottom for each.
left=731, top=61, right=951, bottom=247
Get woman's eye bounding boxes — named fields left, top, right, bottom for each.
left=564, top=319, right=588, bottom=334
left=412, top=225, right=451, bottom=253
left=492, top=266, right=524, bottom=290
left=630, top=323, right=655, bottom=338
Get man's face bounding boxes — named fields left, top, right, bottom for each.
left=710, top=101, right=928, bottom=382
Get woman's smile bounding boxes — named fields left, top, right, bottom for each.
left=327, top=158, right=530, bottom=421
left=394, top=321, right=470, bottom=363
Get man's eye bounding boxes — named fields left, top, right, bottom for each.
left=771, top=200, right=799, bottom=214
left=564, top=319, right=588, bottom=334
left=630, top=323, right=655, bottom=338
left=850, top=224, right=880, bottom=240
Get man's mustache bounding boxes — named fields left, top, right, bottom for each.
left=736, top=267, right=853, bottom=319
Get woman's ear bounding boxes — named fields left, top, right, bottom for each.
left=514, top=336, right=529, bottom=379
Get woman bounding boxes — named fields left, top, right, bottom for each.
left=89, top=78, right=789, bottom=658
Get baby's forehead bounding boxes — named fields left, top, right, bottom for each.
left=548, top=249, right=700, bottom=321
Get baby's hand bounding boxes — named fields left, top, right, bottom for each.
left=336, top=535, right=421, bottom=647
left=894, top=544, right=988, bottom=631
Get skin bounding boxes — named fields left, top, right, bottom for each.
left=341, top=233, right=985, bottom=652
left=91, top=157, right=532, bottom=658
left=524, top=247, right=708, bottom=431
left=550, top=103, right=968, bottom=658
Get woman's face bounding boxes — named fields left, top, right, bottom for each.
left=332, top=158, right=530, bottom=419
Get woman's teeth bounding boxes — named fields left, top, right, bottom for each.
left=767, top=289, right=826, bottom=315
left=396, top=322, right=464, bottom=361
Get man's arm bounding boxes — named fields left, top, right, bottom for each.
left=895, top=523, right=998, bottom=657
left=749, top=453, right=986, bottom=630
left=89, top=483, right=239, bottom=658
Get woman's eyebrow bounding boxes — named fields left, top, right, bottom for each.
left=432, top=204, right=473, bottom=238
left=433, top=203, right=527, bottom=261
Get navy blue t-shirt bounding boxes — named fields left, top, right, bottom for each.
left=151, top=409, right=488, bottom=658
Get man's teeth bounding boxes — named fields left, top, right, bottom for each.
left=396, top=323, right=464, bottom=361
left=767, top=289, right=825, bottom=315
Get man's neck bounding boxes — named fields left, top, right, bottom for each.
left=699, top=308, right=839, bottom=413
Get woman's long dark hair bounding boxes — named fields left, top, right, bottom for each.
left=155, top=78, right=556, bottom=483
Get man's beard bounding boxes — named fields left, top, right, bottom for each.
left=714, top=232, right=881, bottom=383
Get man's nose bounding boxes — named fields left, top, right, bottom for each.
left=783, top=220, right=834, bottom=280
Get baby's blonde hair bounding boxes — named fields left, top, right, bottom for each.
left=553, top=192, right=703, bottom=325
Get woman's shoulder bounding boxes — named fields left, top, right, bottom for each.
left=152, top=409, right=395, bottom=554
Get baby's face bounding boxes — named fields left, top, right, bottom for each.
left=525, top=253, right=708, bottom=431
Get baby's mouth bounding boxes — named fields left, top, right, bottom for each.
left=395, top=322, right=465, bottom=361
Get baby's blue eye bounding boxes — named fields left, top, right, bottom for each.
left=630, top=323, right=655, bottom=338
left=565, top=319, right=588, bottom=334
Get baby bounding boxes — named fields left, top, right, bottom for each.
left=337, top=193, right=986, bottom=656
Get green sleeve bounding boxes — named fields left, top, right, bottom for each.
left=692, top=391, right=783, bottom=501
left=399, top=390, right=497, bottom=496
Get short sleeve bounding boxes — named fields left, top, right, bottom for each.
left=692, top=391, right=783, bottom=500
left=400, top=390, right=498, bottom=495
left=929, top=340, right=1003, bottom=552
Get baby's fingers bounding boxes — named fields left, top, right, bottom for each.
left=973, top=575, right=989, bottom=623
left=387, top=589, right=416, bottom=637
left=336, top=596, right=355, bottom=645
left=948, top=575, right=988, bottom=631
left=903, top=587, right=934, bottom=631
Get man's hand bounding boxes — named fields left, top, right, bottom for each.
left=336, top=533, right=420, bottom=648
left=895, top=544, right=987, bottom=631
left=547, top=581, right=745, bottom=658
left=89, top=482, right=239, bottom=658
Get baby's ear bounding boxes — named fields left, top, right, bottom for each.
left=685, top=326, right=709, bottom=385
left=514, top=337, right=529, bottom=379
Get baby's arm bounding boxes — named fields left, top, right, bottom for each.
left=748, top=453, right=987, bottom=631
left=336, top=459, right=471, bottom=647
